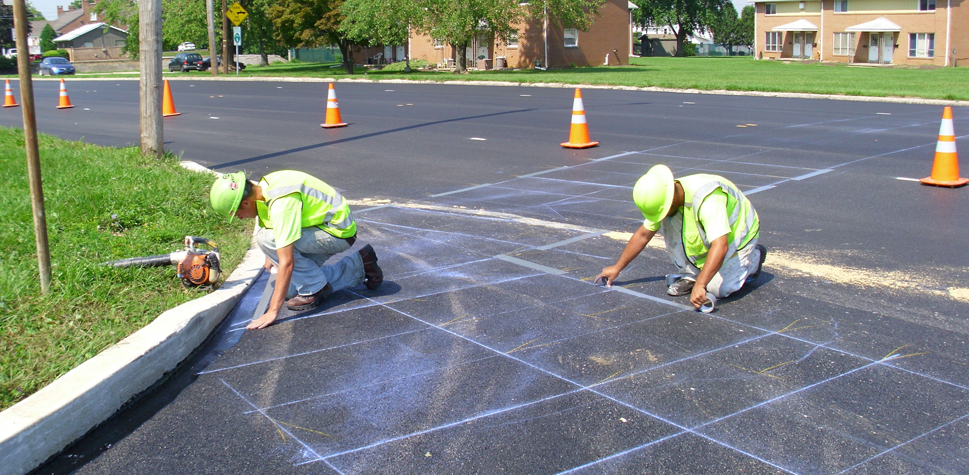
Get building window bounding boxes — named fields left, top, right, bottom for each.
left=919, top=0, right=935, bottom=10
left=764, top=32, right=781, bottom=52
left=83, top=41, right=94, bottom=47
left=506, top=31, right=518, bottom=48
left=909, top=33, right=934, bottom=58
left=765, top=3, right=776, bottom=14
left=90, top=12, right=97, bottom=21
left=832, top=32, right=855, bottom=56
left=434, top=38, right=443, bottom=49
left=834, top=0, right=847, bottom=12
left=564, top=28, right=578, bottom=47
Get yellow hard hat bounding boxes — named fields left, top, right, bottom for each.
left=632, top=165, right=675, bottom=222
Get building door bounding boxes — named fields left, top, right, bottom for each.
left=804, top=33, right=814, bottom=59
left=880, top=33, right=893, bottom=63
left=868, top=34, right=879, bottom=63
left=793, top=32, right=802, bottom=58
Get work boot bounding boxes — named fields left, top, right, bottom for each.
left=746, top=244, right=768, bottom=284
left=359, top=244, right=383, bottom=290
left=667, top=277, right=695, bottom=296
left=285, top=283, right=333, bottom=311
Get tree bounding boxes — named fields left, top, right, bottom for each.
left=95, top=0, right=139, bottom=57
left=240, top=0, right=288, bottom=65
left=339, top=0, right=421, bottom=70
left=40, top=24, right=57, bottom=52
left=268, top=0, right=355, bottom=73
left=737, top=5, right=754, bottom=50
left=416, top=0, right=604, bottom=73
left=161, top=0, right=209, bottom=50
left=0, top=4, right=33, bottom=50
left=708, top=1, right=739, bottom=55
left=634, top=0, right=726, bottom=57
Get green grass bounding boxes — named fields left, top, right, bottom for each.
left=0, top=127, right=252, bottom=411
left=4, top=56, right=967, bottom=100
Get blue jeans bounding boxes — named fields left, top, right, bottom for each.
left=255, top=227, right=365, bottom=298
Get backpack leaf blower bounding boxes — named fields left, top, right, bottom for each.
left=102, top=236, right=222, bottom=288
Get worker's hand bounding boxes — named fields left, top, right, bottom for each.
left=594, top=265, right=622, bottom=287
left=247, top=309, right=278, bottom=330
left=689, top=285, right=708, bottom=310
left=264, top=257, right=275, bottom=272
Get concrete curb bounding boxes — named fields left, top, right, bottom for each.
left=10, top=76, right=967, bottom=107
left=0, top=247, right=265, bottom=475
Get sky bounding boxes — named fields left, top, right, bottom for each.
left=28, top=0, right=67, bottom=22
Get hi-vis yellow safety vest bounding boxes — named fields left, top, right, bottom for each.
left=255, top=170, right=356, bottom=239
left=679, top=174, right=759, bottom=268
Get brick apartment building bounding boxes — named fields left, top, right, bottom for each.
left=754, top=0, right=968, bottom=66
left=354, top=0, right=637, bottom=69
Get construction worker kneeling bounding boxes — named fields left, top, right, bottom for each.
left=596, top=164, right=766, bottom=310
left=210, top=170, right=384, bottom=330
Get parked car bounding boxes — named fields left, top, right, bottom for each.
left=199, top=56, right=246, bottom=72
left=168, top=52, right=203, bottom=72
left=177, top=42, right=196, bottom=51
left=3, top=48, right=15, bottom=59
left=37, top=57, right=76, bottom=76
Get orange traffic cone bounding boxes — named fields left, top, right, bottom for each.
left=162, top=80, right=181, bottom=117
left=561, top=88, right=598, bottom=149
left=321, top=83, right=347, bottom=128
left=56, top=79, right=73, bottom=109
left=3, top=80, right=18, bottom=108
left=921, top=106, right=968, bottom=187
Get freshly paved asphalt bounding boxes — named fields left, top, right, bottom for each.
left=5, top=78, right=968, bottom=474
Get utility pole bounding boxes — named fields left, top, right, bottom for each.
left=12, top=0, right=51, bottom=294
left=221, top=0, right=229, bottom=74
left=139, top=0, right=163, bottom=156
left=206, top=0, right=218, bottom=76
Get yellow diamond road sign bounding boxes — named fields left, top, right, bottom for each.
left=226, top=2, right=248, bottom=26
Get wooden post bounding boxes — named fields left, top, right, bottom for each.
left=139, top=0, right=163, bottom=157
left=222, top=0, right=229, bottom=74
left=12, top=0, right=51, bottom=294
left=206, top=0, right=218, bottom=76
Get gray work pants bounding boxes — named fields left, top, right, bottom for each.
left=661, top=213, right=761, bottom=299
left=255, top=227, right=365, bottom=298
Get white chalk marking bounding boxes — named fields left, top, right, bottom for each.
left=494, top=254, right=566, bottom=275
left=469, top=137, right=487, bottom=141
left=792, top=169, right=832, bottom=181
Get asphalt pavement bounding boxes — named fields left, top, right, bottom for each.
left=6, top=79, right=968, bottom=474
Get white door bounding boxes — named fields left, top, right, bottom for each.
left=881, top=33, right=893, bottom=63
left=793, top=33, right=802, bottom=58
left=383, top=46, right=393, bottom=63
left=869, top=34, right=879, bottom=63
left=805, top=33, right=814, bottom=58
left=396, top=45, right=405, bottom=61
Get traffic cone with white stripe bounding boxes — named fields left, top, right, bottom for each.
left=321, top=83, right=347, bottom=128
left=162, top=80, right=180, bottom=117
left=561, top=88, right=598, bottom=149
left=921, top=107, right=968, bottom=187
left=56, top=79, right=73, bottom=109
left=3, top=80, right=18, bottom=108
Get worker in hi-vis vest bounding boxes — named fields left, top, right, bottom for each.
left=210, top=170, right=383, bottom=329
left=595, top=164, right=766, bottom=310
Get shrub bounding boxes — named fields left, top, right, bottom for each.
left=42, top=49, right=70, bottom=59
left=381, top=59, right=428, bottom=72
left=0, top=55, right=15, bottom=72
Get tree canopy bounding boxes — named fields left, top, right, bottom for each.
left=634, top=0, right=726, bottom=56
left=40, top=24, right=57, bottom=52
left=268, top=0, right=354, bottom=72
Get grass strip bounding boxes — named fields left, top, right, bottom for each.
left=0, top=127, right=252, bottom=411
